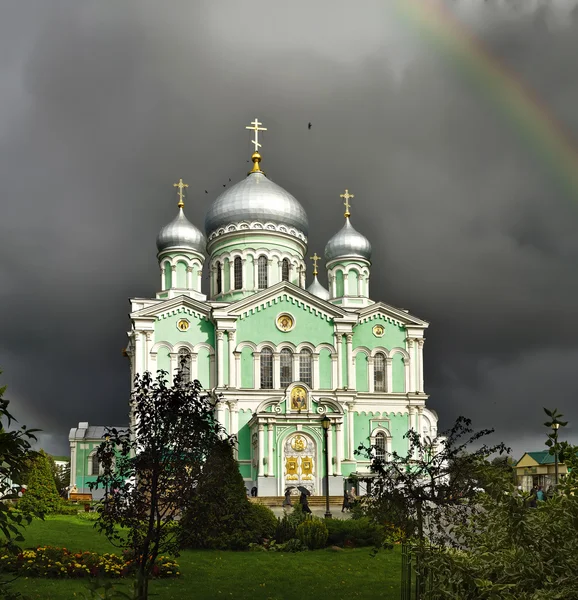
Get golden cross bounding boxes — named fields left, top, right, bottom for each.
left=173, top=178, right=189, bottom=208
left=340, top=189, right=354, bottom=217
left=245, top=118, right=267, bottom=153
left=310, top=252, right=321, bottom=276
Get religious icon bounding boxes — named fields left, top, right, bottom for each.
left=301, top=457, right=314, bottom=480
left=372, top=324, right=385, bottom=337
left=290, top=386, right=308, bottom=411
left=285, top=457, right=298, bottom=480
left=290, top=435, right=307, bottom=452
left=177, top=319, right=190, bottom=332
left=276, top=313, right=294, bottom=332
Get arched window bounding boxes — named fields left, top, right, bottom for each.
left=216, top=261, right=222, bottom=295
left=374, top=352, right=386, bottom=392
left=281, top=258, right=290, bottom=282
left=375, top=432, right=387, bottom=461
left=280, top=349, right=293, bottom=388
left=260, top=347, right=273, bottom=389
left=178, top=348, right=191, bottom=383
left=89, top=452, right=100, bottom=476
left=299, top=349, right=312, bottom=387
left=258, top=256, right=268, bottom=289
left=234, top=257, right=243, bottom=290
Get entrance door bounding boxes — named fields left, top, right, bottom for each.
left=284, top=433, right=316, bottom=495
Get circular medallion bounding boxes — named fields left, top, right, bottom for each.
left=276, top=313, right=295, bottom=332
left=372, top=324, right=385, bottom=338
left=177, top=319, right=190, bottom=332
left=290, top=435, right=307, bottom=452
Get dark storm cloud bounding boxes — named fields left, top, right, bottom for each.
left=1, top=0, right=577, bottom=456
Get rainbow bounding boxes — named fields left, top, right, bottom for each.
left=393, top=0, right=578, bottom=199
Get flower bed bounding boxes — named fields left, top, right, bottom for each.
left=0, top=546, right=180, bottom=579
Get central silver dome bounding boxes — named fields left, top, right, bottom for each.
left=307, top=275, right=330, bottom=300
left=205, top=172, right=309, bottom=236
left=325, top=218, right=372, bottom=262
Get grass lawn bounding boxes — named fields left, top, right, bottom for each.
left=9, top=516, right=401, bottom=600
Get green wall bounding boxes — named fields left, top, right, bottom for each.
left=319, top=349, right=332, bottom=389
left=355, top=353, right=369, bottom=392
left=155, top=312, right=215, bottom=349
left=392, top=354, right=405, bottom=393
left=236, top=297, right=333, bottom=347
left=241, top=347, right=254, bottom=388
left=237, top=410, right=252, bottom=460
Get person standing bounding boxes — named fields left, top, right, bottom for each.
left=283, top=488, right=292, bottom=508
left=536, top=485, right=546, bottom=502
left=300, top=491, right=312, bottom=514
left=341, top=490, right=350, bottom=513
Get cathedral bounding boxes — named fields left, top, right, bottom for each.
left=69, top=120, right=438, bottom=498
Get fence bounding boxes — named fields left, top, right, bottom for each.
left=400, top=543, right=435, bottom=600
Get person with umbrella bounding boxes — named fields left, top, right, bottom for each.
left=283, top=486, right=294, bottom=508
left=298, top=486, right=312, bottom=514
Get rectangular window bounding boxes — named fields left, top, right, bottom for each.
left=260, top=349, right=273, bottom=389
left=299, top=351, right=312, bottom=387
left=258, top=256, right=268, bottom=289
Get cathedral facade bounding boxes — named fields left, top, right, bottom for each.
left=70, top=121, right=438, bottom=497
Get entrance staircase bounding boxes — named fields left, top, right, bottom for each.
left=249, top=496, right=343, bottom=507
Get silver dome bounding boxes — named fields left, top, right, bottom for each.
left=156, top=208, right=206, bottom=254
left=325, top=218, right=372, bottom=262
left=307, top=275, right=330, bottom=300
left=205, top=172, right=309, bottom=236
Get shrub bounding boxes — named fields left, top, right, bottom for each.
left=275, top=514, right=296, bottom=543
left=296, top=519, right=328, bottom=550
left=54, top=503, right=80, bottom=516
left=325, top=517, right=384, bottom=548
left=0, top=545, right=180, bottom=579
left=248, top=502, right=277, bottom=541
left=18, top=451, right=62, bottom=515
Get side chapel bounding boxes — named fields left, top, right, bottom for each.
left=69, top=120, right=438, bottom=497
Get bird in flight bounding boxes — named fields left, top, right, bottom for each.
left=205, top=190, right=208, bottom=194
left=308, top=122, right=312, bottom=129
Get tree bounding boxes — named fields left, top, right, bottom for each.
left=180, top=440, right=276, bottom=550
left=0, top=369, right=40, bottom=599
left=90, top=370, right=223, bottom=600
left=357, top=417, right=510, bottom=547
left=18, top=450, right=62, bottom=514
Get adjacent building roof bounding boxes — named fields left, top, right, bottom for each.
left=69, top=422, right=127, bottom=441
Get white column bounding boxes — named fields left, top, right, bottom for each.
left=144, top=332, right=152, bottom=373
left=219, top=263, right=225, bottom=294
left=170, top=265, right=176, bottom=289
left=197, top=268, right=202, bottom=291
left=407, top=338, right=416, bottom=392
left=70, top=444, right=77, bottom=486
left=293, top=353, right=300, bottom=383
left=268, top=259, right=274, bottom=286
left=186, top=266, right=193, bottom=290
left=335, top=333, right=343, bottom=388
left=417, top=339, right=425, bottom=393
left=258, top=423, right=265, bottom=477
left=346, top=334, right=355, bottom=390
left=312, top=354, right=319, bottom=390
left=160, top=267, right=166, bottom=291
left=328, top=273, right=334, bottom=299
left=253, top=260, right=259, bottom=291
left=403, top=356, right=411, bottom=393
left=234, top=352, right=242, bottom=388
left=216, top=401, right=227, bottom=433
left=191, top=354, right=198, bottom=381
left=229, top=261, right=235, bottom=291
left=169, top=352, right=177, bottom=382
left=273, top=352, right=281, bottom=389
left=336, top=422, right=343, bottom=475
left=327, top=422, right=334, bottom=476
left=417, top=406, right=424, bottom=444
left=267, top=422, right=274, bottom=477
left=229, top=402, right=239, bottom=458
left=216, top=330, right=225, bottom=387
left=347, top=403, right=355, bottom=460
left=331, top=353, right=338, bottom=389
left=368, top=357, right=375, bottom=393
left=228, top=331, right=236, bottom=388
left=386, top=357, right=393, bottom=393
left=253, top=352, right=260, bottom=388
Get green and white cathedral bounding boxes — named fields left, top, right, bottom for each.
left=69, top=121, right=438, bottom=497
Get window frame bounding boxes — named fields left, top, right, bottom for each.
left=299, top=349, right=312, bottom=387
left=281, top=258, right=290, bottom=282
left=280, top=348, right=293, bottom=388
left=258, top=256, right=268, bottom=289
left=260, top=347, right=273, bottom=389
left=374, top=352, right=386, bottom=392
left=234, top=256, right=243, bottom=290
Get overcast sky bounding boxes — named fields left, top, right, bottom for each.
left=1, top=0, right=578, bottom=457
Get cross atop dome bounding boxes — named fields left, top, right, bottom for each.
left=340, top=189, right=354, bottom=218
left=310, top=252, right=321, bottom=276
left=173, top=178, right=189, bottom=209
left=245, top=118, right=267, bottom=174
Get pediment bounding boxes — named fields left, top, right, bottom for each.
left=130, top=294, right=212, bottom=322
left=357, top=302, right=428, bottom=328
left=225, top=281, right=347, bottom=321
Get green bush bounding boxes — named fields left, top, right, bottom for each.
left=296, top=519, right=328, bottom=550
left=54, top=503, right=80, bottom=516
left=325, top=517, right=384, bottom=548
left=18, top=450, right=62, bottom=515
left=248, top=502, right=277, bottom=540
left=275, top=514, right=296, bottom=543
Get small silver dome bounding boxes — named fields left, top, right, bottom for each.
left=156, top=208, right=206, bottom=254
left=325, top=218, right=371, bottom=262
left=205, top=172, right=309, bottom=236
left=307, top=275, right=330, bottom=300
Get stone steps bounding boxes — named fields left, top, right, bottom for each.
left=250, top=496, right=344, bottom=507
